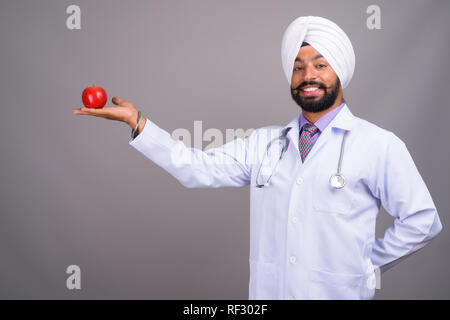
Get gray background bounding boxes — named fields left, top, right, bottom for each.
left=0, top=0, right=449, bottom=299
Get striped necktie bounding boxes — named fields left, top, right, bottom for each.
left=299, top=123, right=319, bottom=162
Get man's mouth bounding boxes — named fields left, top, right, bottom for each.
left=300, top=85, right=323, bottom=97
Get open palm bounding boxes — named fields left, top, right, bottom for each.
left=73, top=96, right=138, bottom=127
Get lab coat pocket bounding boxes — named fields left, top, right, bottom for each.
left=312, top=173, right=356, bottom=215
left=308, top=269, right=364, bottom=300
left=249, top=260, right=279, bottom=300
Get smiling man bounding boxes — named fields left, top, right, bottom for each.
left=291, top=43, right=342, bottom=114
left=73, top=16, right=442, bottom=300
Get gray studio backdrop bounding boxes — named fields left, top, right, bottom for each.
left=0, top=0, right=449, bottom=299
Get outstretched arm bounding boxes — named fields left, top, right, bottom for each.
left=73, top=97, right=252, bottom=188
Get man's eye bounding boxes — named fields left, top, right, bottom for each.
left=294, top=67, right=303, bottom=71
left=317, top=64, right=327, bottom=69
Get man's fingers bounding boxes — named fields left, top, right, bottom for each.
left=72, top=107, right=111, bottom=117
left=112, top=96, right=125, bottom=105
left=73, top=107, right=86, bottom=114
left=72, top=107, right=89, bottom=115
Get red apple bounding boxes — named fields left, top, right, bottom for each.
left=82, top=84, right=107, bottom=109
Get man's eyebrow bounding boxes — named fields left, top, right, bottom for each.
left=295, top=54, right=324, bottom=63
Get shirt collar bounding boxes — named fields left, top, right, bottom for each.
left=283, top=103, right=356, bottom=135
left=299, top=103, right=345, bottom=133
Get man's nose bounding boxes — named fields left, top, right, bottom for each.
left=303, top=64, right=317, bottom=82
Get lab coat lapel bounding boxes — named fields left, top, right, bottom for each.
left=282, top=104, right=356, bottom=165
left=284, top=116, right=301, bottom=158
left=304, top=104, right=356, bottom=165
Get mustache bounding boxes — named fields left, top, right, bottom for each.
left=292, top=81, right=327, bottom=91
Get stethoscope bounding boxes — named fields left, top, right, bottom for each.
left=255, top=127, right=348, bottom=189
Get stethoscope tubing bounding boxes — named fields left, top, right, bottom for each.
left=255, top=128, right=349, bottom=189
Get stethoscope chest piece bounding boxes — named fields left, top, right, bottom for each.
left=329, top=173, right=346, bottom=189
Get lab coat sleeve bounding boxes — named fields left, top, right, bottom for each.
left=128, top=117, right=252, bottom=188
left=369, top=132, right=443, bottom=274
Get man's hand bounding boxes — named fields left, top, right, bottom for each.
left=73, top=96, right=146, bottom=135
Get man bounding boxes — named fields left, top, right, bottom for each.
left=73, top=16, right=442, bottom=299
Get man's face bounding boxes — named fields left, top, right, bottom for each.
left=290, top=44, right=341, bottom=113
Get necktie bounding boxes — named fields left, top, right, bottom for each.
left=299, top=123, right=319, bottom=162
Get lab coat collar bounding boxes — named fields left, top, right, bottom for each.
left=329, top=103, right=356, bottom=131
left=282, top=104, right=356, bottom=161
left=283, top=103, right=356, bottom=133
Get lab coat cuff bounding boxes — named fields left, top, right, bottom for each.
left=128, top=117, right=176, bottom=152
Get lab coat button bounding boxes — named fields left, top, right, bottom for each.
left=289, top=256, right=297, bottom=264
left=296, top=177, right=303, bottom=185
left=287, top=296, right=294, bottom=300
left=292, top=216, right=299, bottom=224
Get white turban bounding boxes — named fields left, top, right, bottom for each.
left=281, top=16, right=355, bottom=89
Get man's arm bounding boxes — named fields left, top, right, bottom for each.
left=128, top=116, right=252, bottom=188
left=369, top=132, right=443, bottom=274
left=73, top=96, right=253, bottom=188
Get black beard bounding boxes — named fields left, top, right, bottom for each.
left=290, top=78, right=340, bottom=113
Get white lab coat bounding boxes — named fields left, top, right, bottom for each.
left=129, top=104, right=442, bottom=300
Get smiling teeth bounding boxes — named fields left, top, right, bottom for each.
left=302, top=87, right=319, bottom=92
